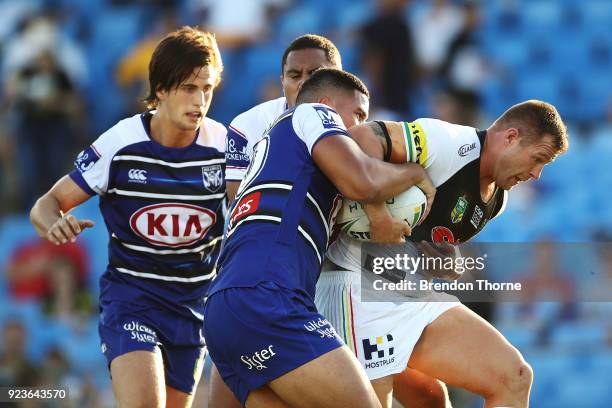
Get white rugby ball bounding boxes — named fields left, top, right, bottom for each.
left=335, top=186, right=427, bottom=241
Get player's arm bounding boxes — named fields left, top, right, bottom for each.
left=30, top=175, right=95, bottom=245
left=345, top=121, right=436, bottom=242
left=349, top=121, right=435, bottom=211
left=312, top=135, right=429, bottom=203
left=226, top=181, right=240, bottom=203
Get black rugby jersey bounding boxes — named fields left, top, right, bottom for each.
left=327, top=118, right=508, bottom=269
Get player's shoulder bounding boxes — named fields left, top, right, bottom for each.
left=94, top=113, right=148, bottom=153
left=414, top=118, right=480, bottom=160
left=410, top=118, right=482, bottom=185
left=199, top=116, right=227, bottom=152
left=415, top=118, right=478, bottom=143
left=293, top=103, right=346, bottom=131
left=293, top=103, right=341, bottom=122
left=230, top=97, right=287, bottom=136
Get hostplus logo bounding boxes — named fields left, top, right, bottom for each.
left=128, top=168, right=147, bottom=184
left=363, top=334, right=395, bottom=369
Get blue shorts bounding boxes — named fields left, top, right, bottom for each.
left=99, top=300, right=206, bottom=394
left=204, top=282, right=344, bottom=405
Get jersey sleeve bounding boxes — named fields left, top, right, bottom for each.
left=399, top=118, right=481, bottom=187
left=225, top=124, right=253, bottom=181
left=68, top=127, right=120, bottom=196
left=292, top=104, right=350, bottom=154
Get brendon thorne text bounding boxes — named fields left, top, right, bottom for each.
left=372, top=279, right=522, bottom=292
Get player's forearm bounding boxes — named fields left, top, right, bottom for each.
left=360, top=160, right=427, bottom=203
left=30, top=193, right=62, bottom=237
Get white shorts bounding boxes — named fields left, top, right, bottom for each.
left=315, top=270, right=461, bottom=380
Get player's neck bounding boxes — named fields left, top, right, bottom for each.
left=150, top=110, right=197, bottom=148
left=479, top=129, right=497, bottom=202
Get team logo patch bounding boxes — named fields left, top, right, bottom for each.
left=458, top=143, right=477, bottom=157
left=202, top=164, right=223, bottom=193
left=74, top=145, right=101, bottom=173
left=362, top=334, right=394, bottom=364
left=451, top=196, right=468, bottom=224
left=314, top=106, right=343, bottom=129
left=129, top=203, right=215, bottom=247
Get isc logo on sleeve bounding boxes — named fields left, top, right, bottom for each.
left=75, top=145, right=101, bottom=173
left=314, top=106, right=342, bottom=129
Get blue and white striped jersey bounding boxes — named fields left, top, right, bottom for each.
left=69, top=111, right=227, bottom=320
left=225, top=97, right=287, bottom=181
left=209, top=103, right=347, bottom=299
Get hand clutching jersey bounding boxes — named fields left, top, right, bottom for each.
left=70, top=112, right=227, bottom=320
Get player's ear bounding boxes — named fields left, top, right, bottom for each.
left=505, top=127, right=519, bottom=145
left=155, top=87, right=166, bottom=102
left=318, top=96, right=332, bottom=106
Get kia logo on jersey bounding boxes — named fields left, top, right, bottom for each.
left=129, top=203, right=216, bottom=247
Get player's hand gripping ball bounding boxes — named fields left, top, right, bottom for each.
left=336, top=186, right=427, bottom=242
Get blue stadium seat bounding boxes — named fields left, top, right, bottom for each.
left=521, top=0, right=564, bottom=35
left=580, top=0, right=612, bottom=30
left=498, top=324, right=538, bottom=349
left=276, top=3, right=324, bottom=44
left=58, top=317, right=106, bottom=372
left=0, top=300, right=47, bottom=363
left=551, top=322, right=607, bottom=348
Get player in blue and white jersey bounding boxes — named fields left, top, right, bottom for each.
left=207, top=34, right=345, bottom=408
left=204, top=68, right=436, bottom=407
left=225, top=34, right=342, bottom=202
left=30, top=27, right=225, bottom=408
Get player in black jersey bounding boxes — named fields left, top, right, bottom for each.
left=318, top=100, right=569, bottom=408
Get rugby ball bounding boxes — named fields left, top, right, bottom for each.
left=335, top=186, right=427, bottom=241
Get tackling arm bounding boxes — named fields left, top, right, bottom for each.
left=346, top=122, right=436, bottom=241
left=312, top=134, right=428, bottom=204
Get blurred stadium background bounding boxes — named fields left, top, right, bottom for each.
left=0, top=0, right=610, bottom=406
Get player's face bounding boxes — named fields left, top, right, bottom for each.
left=330, top=90, right=369, bottom=128
left=281, top=48, right=336, bottom=107
left=156, top=65, right=219, bottom=132
left=496, top=132, right=557, bottom=190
